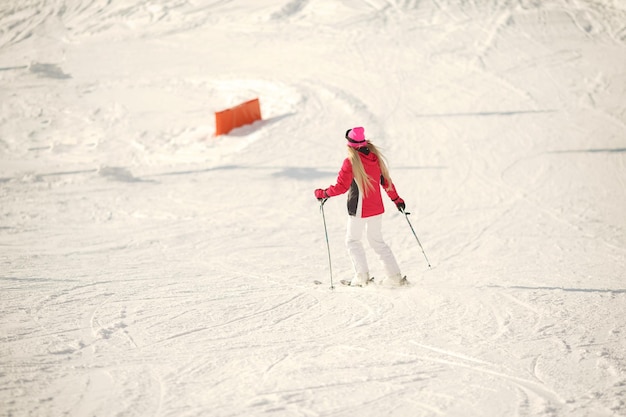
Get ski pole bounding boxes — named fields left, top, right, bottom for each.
left=319, top=199, right=335, bottom=289
left=401, top=209, right=431, bottom=268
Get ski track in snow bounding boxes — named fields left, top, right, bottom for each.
left=1, top=0, right=626, bottom=416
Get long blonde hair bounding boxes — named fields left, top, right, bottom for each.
left=347, top=141, right=393, bottom=197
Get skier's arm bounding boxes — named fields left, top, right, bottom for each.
left=382, top=176, right=406, bottom=212
left=314, top=158, right=353, bottom=199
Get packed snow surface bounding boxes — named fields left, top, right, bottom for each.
left=1, top=0, right=625, bottom=416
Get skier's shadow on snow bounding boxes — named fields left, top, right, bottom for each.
left=271, top=167, right=336, bottom=180
left=272, top=165, right=447, bottom=180
left=150, top=165, right=332, bottom=180
left=149, top=165, right=239, bottom=177
left=100, top=166, right=157, bottom=183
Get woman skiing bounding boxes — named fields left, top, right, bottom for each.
left=314, top=126, right=407, bottom=287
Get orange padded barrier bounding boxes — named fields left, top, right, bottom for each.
left=215, top=98, right=262, bottom=136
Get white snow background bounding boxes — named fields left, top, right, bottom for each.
left=1, top=0, right=626, bottom=416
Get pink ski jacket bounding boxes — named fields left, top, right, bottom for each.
left=325, top=150, right=401, bottom=218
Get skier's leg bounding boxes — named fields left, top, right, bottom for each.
left=346, top=216, right=370, bottom=285
left=366, top=215, right=402, bottom=279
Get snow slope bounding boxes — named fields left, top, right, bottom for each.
left=1, top=0, right=625, bottom=416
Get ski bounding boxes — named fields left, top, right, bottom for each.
left=343, top=276, right=410, bottom=287
left=314, top=277, right=409, bottom=287
left=397, top=276, right=410, bottom=287
left=340, top=277, right=375, bottom=287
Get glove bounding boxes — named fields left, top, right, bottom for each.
left=314, top=188, right=329, bottom=201
left=394, top=197, right=406, bottom=213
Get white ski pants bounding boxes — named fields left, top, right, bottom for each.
left=345, top=214, right=401, bottom=278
